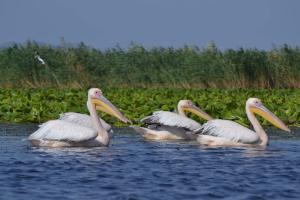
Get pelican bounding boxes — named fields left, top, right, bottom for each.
left=196, top=98, right=290, bottom=146
left=132, top=100, right=213, bottom=140
left=28, top=88, right=131, bottom=147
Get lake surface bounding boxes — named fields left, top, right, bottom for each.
left=0, top=124, right=300, bottom=200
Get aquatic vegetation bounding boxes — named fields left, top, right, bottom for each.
left=0, top=88, right=299, bottom=127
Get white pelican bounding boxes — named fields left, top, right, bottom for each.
left=196, top=98, right=290, bottom=146
left=28, top=88, right=130, bottom=147
left=132, top=100, right=213, bottom=140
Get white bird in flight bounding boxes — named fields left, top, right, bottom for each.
left=34, top=52, right=46, bottom=65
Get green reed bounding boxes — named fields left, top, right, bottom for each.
left=0, top=41, right=300, bottom=89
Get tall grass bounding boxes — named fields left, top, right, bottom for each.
left=0, top=41, right=300, bottom=88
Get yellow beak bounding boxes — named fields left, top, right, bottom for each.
left=251, top=105, right=290, bottom=132
left=184, top=105, right=213, bottom=121
left=91, top=96, right=131, bottom=124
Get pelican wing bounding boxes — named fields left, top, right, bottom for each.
left=197, top=119, right=259, bottom=144
left=59, top=112, right=112, bottom=132
left=140, top=125, right=198, bottom=140
left=28, top=120, right=98, bottom=142
left=141, top=111, right=201, bottom=131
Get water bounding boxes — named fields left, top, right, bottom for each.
left=0, top=124, right=300, bottom=200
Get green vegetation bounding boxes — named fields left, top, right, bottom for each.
left=1, top=41, right=299, bottom=126
left=0, top=88, right=299, bottom=126
left=0, top=41, right=300, bottom=88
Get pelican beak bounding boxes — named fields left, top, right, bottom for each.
left=184, top=104, right=213, bottom=121
left=91, top=96, right=131, bottom=124
left=251, top=105, right=290, bottom=132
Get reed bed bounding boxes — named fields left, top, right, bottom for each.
left=1, top=41, right=300, bottom=89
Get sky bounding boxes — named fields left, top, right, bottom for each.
left=0, top=0, right=299, bottom=50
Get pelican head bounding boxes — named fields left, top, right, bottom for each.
left=247, top=98, right=290, bottom=132
left=88, top=88, right=131, bottom=123
left=178, top=100, right=213, bottom=121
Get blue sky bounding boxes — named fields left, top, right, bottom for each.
left=0, top=0, right=299, bottom=50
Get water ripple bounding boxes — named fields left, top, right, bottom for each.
left=0, top=126, right=300, bottom=199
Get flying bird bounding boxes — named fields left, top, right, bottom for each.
left=34, top=52, right=46, bottom=65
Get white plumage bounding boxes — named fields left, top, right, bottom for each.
left=195, top=98, right=290, bottom=146
left=131, top=125, right=197, bottom=140
left=59, top=112, right=112, bottom=132
left=198, top=119, right=259, bottom=144
left=29, top=120, right=97, bottom=142
left=133, top=100, right=212, bottom=140
left=35, top=55, right=46, bottom=65
left=142, top=111, right=202, bottom=131
left=28, top=88, right=130, bottom=148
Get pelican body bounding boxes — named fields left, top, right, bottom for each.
left=132, top=100, right=212, bottom=140
left=28, top=88, right=130, bottom=147
left=196, top=98, right=290, bottom=146
left=59, top=112, right=113, bottom=134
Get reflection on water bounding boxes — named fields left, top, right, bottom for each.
left=0, top=124, right=300, bottom=199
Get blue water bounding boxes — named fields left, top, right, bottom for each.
left=0, top=124, right=300, bottom=200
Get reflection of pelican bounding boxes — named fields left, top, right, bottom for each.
left=132, top=100, right=212, bottom=140
left=28, top=88, right=130, bottom=147
left=196, top=98, right=290, bottom=146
